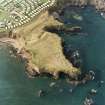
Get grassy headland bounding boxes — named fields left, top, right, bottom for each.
left=12, top=11, right=80, bottom=79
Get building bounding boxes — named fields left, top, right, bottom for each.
left=0, top=22, right=6, bottom=28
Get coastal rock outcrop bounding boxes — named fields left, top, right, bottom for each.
left=90, top=0, right=105, bottom=11
left=49, top=0, right=105, bottom=13
left=12, top=11, right=80, bottom=79
left=1, top=0, right=105, bottom=80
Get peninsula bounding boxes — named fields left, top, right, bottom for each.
left=0, top=0, right=105, bottom=79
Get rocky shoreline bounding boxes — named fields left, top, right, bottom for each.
left=49, top=0, right=105, bottom=15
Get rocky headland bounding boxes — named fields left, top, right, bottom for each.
left=1, top=0, right=105, bottom=81
left=8, top=11, right=80, bottom=79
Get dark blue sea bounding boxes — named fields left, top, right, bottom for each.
left=0, top=7, right=105, bottom=105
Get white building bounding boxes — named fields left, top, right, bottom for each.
left=0, top=21, right=6, bottom=28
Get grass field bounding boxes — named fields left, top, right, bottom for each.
left=15, top=11, right=80, bottom=78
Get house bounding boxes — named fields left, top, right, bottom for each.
left=0, top=22, right=6, bottom=28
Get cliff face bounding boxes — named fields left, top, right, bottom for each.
left=49, top=0, right=105, bottom=12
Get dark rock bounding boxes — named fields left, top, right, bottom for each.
left=44, top=25, right=82, bottom=34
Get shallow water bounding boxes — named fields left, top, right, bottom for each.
left=0, top=7, right=105, bottom=105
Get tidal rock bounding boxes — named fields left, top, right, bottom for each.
left=100, top=80, right=104, bottom=84
left=49, top=82, right=56, bottom=87
left=84, top=97, right=94, bottom=105
left=38, top=90, right=45, bottom=97
left=90, top=89, right=97, bottom=94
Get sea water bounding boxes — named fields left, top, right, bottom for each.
left=0, top=7, right=105, bottom=105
